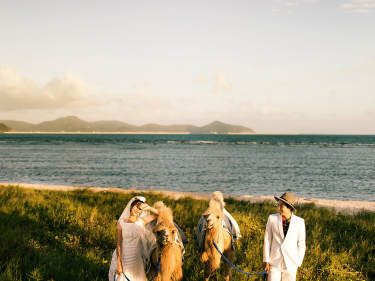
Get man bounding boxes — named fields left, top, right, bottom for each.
left=263, top=192, right=306, bottom=281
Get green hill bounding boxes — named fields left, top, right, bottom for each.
left=0, top=120, right=36, bottom=131
left=0, top=116, right=255, bottom=134
left=138, top=123, right=197, bottom=133
left=0, top=123, right=10, bottom=133
left=198, top=121, right=254, bottom=134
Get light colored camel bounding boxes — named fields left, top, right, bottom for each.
left=201, top=191, right=234, bottom=281
left=150, top=202, right=183, bottom=281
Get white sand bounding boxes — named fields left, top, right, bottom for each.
left=237, top=195, right=375, bottom=214
left=1, top=182, right=374, bottom=214
left=5, top=131, right=191, bottom=134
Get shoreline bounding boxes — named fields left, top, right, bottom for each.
left=1, top=182, right=374, bottom=214
left=2, top=132, right=260, bottom=135
left=3, top=131, right=192, bottom=135
left=4, top=132, right=375, bottom=135
left=3, top=132, right=256, bottom=135
left=3, top=131, right=254, bottom=135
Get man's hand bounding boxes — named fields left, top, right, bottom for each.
left=264, top=262, right=270, bottom=272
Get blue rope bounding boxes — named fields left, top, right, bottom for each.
left=212, top=240, right=267, bottom=277
left=113, top=272, right=130, bottom=281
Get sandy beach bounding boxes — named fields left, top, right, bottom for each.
left=4, top=131, right=192, bottom=134
left=1, top=182, right=374, bottom=214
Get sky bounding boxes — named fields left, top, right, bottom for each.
left=0, top=0, right=374, bottom=134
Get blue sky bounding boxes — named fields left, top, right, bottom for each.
left=0, top=0, right=374, bottom=133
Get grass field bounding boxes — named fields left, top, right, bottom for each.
left=0, top=185, right=374, bottom=281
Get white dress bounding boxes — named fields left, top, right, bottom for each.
left=108, top=218, right=155, bottom=281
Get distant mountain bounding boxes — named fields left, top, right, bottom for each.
left=0, top=116, right=255, bottom=134
left=0, top=120, right=36, bottom=132
left=37, top=116, right=93, bottom=132
left=198, top=121, right=253, bottom=134
left=138, top=123, right=198, bottom=133
left=0, top=123, right=10, bottom=133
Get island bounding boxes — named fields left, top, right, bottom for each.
left=0, top=116, right=255, bottom=134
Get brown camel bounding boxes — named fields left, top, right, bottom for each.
left=150, top=202, right=183, bottom=281
left=201, top=191, right=234, bottom=281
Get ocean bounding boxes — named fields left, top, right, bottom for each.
left=0, top=134, right=374, bottom=201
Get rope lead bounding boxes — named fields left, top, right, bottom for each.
left=212, top=240, right=268, bottom=279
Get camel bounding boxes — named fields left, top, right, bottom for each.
left=199, top=191, right=234, bottom=281
left=149, top=202, right=184, bottom=281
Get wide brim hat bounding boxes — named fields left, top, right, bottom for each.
left=274, top=192, right=296, bottom=211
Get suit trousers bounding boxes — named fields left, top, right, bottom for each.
left=268, top=266, right=297, bottom=281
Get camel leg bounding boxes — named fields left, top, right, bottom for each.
left=223, top=263, right=232, bottom=281
left=223, top=250, right=234, bottom=281
left=204, top=264, right=213, bottom=281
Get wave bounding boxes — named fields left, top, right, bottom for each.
left=190, top=140, right=218, bottom=144
left=1, top=134, right=375, bottom=147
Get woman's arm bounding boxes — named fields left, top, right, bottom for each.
left=116, top=222, right=123, bottom=274
left=140, top=203, right=159, bottom=225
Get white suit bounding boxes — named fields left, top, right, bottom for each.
left=263, top=213, right=306, bottom=281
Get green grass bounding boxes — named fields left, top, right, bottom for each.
left=0, top=185, right=374, bottom=281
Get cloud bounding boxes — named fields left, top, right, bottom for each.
left=259, top=105, right=284, bottom=116
left=96, top=86, right=178, bottom=125
left=0, top=67, right=91, bottom=110
left=122, top=91, right=171, bottom=110
left=272, top=0, right=319, bottom=8
left=0, top=67, right=178, bottom=124
left=271, top=0, right=319, bottom=14
left=336, top=57, right=375, bottom=81
left=285, top=1, right=298, bottom=7
left=302, top=0, right=319, bottom=3
left=193, top=74, right=208, bottom=85
left=131, top=79, right=153, bottom=89
left=276, top=0, right=375, bottom=13
left=340, top=0, right=375, bottom=13
left=213, top=72, right=232, bottom=93
left=193, top=71, right=232, bottom=94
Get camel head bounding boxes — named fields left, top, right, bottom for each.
left=203, top=191, right=225, bottom=230
left=153, top=201, right=178, bottom=246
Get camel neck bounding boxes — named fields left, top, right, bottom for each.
left=207, top=224, right=222, bottom=243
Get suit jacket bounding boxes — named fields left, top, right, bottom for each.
left=263, top=213, right=306, bottom=270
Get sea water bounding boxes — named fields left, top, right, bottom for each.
left=0, top=134, right=374, bottom=201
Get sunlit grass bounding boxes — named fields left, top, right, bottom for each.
left=0, top=185, right=374, bottom=281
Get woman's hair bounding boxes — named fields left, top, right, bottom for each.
left=130, top=199, right=143, bottom=210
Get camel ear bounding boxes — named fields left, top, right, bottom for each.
left=153, top=201, right=166, bottom=210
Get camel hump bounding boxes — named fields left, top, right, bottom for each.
left=212, top=191, right=225, bottom=209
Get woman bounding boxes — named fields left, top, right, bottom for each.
left=108, top=196, right=159, bottom=281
